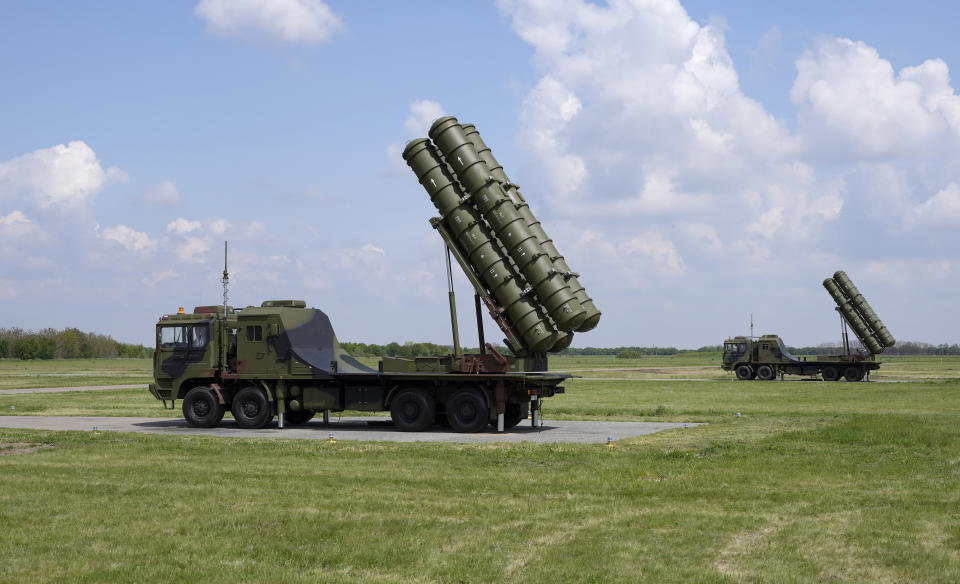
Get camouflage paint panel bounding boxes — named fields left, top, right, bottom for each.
left=275, top=307, right=376, bottom=374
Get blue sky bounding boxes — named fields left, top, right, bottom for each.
left=1, top=0, right=958, bottom=350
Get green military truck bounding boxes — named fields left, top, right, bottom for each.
left=149, top=115, right=601, bottom=432
left=721, top=271, right=895, bottom=382
left=722, top=334, right=880, bottom=381
left=150, top=300, right=569, bottom=432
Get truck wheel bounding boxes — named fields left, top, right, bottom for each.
left=446, top=389, right=489, bottom=433
left=182, top=387, right=225, bottom=428
left=735, top=364, right=754, bottom=380
left=390, top=389, right=436, bottom=432
left=284, top=409, right=315, bottom=425
left=821, top=366, right=840, bottom=382
left=232, top=386, right=273, bottom=429
left=843, top=366, right=863, bottom=382
left=756, top=365, right=776, bottom=380
left=490, top=402, right=527, bottom=430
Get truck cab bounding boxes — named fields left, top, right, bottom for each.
left=150, top=307, right=223, bottom=404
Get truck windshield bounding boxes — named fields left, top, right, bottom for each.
left=160, top=326, right=187, bottom=348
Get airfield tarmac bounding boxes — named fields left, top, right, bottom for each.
left=0, top=415, right=698, bottom=444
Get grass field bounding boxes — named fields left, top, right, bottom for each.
left=0, top=355, right=958, bottom=582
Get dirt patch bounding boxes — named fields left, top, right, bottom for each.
left=0, top=442, right=54, bottom=456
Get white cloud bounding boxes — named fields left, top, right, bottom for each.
left=208, top=218, right=229, bottom=236
left=176, top=236, right=212, bottom=263
left=143, top=180, right=182, bottom=206
left=792, top=37, right=960, bottom=157
left=679, top=221, right=723, bottom=255
left=498, top=0, right=827, bottom=246
left=0, top=210, right=34, bottom=237
left=167, top=218, right=202, bottom=234
left=620, top=233, right=686, bottom=278
left=404, top=100, right=445, bottom=137
left=912, top=183, right=960, bottom=226
left=195, top=0, right=344, bottom=45
left=141, top=269, right=177, bottom=288
left=0, top=141, right=126, bottom=210
left=575, top=228, right=685, bottom=282
left=388, top=100, right=447, bottom=175
left=97, top=224, right=157, bottom=253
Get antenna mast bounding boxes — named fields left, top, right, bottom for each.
left=750, top=313, right=754, bottom=339
left=222, top=241, right=229, bottom=310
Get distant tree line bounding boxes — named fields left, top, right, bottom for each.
left=342, top=340, right=958, bottom=358
left=0, top=328, right=153, bottom=360
left=340, top=341, right=729, bottom=358
left=788, top=341, right=960, bottom=356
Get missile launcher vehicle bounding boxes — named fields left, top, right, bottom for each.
left=721, top=271, right=895, bottom=382
left=149, top=115, right=600, bottom=432
left=149, top=300, right=568, bottom=432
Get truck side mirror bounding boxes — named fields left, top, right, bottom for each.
left=269, top=323, right=280, bottom=337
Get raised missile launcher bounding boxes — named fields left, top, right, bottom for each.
left=404, top=116, right=600, bottom=355
left=721, top=271, right=894, bottom=381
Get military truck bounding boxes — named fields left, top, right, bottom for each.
left=722, top=334, right=880, bottom=381
left=149, top=300, right=569, bottom=432
left=149, top=115, right=600, bottom=432
left=722, top=271, right=894, bottom=382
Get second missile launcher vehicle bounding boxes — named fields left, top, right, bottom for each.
left=722, top=271, right=895, bottom=381
left=722, top=334, right=880, bottom=382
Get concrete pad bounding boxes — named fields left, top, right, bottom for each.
left=0, top=415, right=700, bottom=444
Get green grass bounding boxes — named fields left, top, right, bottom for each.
left=0, top=355, right=958, bottom=582
left=0, top=358, right=151, bottom=389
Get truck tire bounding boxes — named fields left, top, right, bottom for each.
left=446, top=389, right=489, bottom=433
left=843, top=366, right=863, bottom=382
left=232, top=386, right=273, bottom=429
left=284, top=409, right=315, bottom=425
left=756, top=365, right=776, bottom=380
left=735, top=364, right=754, bottom=380
left=821, top=366, right=840, bottom=382
left=390, top=389, right=435, bottom=432
left=183, top=387, right=225, bottom=428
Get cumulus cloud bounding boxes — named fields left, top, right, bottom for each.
left=175, top=236, right=212, bottom=263
left=96, top=224, right=157, bottom=252
left=0, top=210, right=34, bottom=238
left=167, top=218, right=203, bottom=234
left=195, top=0, right=344, bottom=45
left=497, top=0, right=832, bottom=260
left=0, top=141, right=126, bottom=210
left=403, top=100, right=445, bottom=137
left=912, top=183, right=960, bottom=226
left=143, top=180, right=182, bottom=207
left=792, top=38, right=960, bottom=158
left=387, top=100, right=446, bottom=175
left=575, top=229, right=685, bottom=283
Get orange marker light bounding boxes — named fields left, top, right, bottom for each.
left=178, top=307, right=184, bottom=314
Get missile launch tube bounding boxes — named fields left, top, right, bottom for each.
left=823, top=279, right=884, bottom=354
left=461, top=123, right=602, bottom=332
left=832, top=271, right=895, bottom=347
left=429, top=117, right=587, bottom=332
left=403, top=138, right=559, bottom=353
